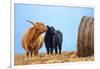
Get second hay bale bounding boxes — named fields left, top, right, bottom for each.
left=77, top=16, right=94, bottom=57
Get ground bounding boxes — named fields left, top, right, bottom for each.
left=14, top=52, right=94, bottom=65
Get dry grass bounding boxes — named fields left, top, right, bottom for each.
left=14, top=52, right=94, bottom=65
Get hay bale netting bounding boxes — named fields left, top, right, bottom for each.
left=77, top=16, right=94, bottom=57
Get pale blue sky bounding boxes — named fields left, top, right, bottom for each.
left=14, top=4, right=94, bottom=54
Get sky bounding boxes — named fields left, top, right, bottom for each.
left=14, top=3, right=94, bottom=54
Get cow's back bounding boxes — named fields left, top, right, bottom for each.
left=55, top=30, right=63, bottom=45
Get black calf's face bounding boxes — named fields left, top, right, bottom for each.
left=47, top=26, right=55, bottom=35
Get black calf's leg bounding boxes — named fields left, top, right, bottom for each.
left=46, top=46, right=49, bottom=54
left=45, top=43, right=50, bottom=55
left=59, top=44, right=62, bottom=54
left=50, top=47, right=53, bottom=54
left=47, top=48, right=49, bottom=55
left=55, top=45, right=58, bottom=54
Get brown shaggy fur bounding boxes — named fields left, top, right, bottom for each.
left=22, top=22, right=47, bottom=58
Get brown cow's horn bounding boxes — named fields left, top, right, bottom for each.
left=26, top=20, right=34, bottom=25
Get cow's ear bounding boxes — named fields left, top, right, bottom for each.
left=47, top=25, right=49, bottom=28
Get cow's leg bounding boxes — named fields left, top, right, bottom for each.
left=50, top=43, right=54, bottom=54
left=26, top=52, right=29, bottom=58
left=30, top=50, right=33, bottom=57
left=45, top=44, right=50, bottom=55
left=55, top=45, right=58, bottom=54
left=36, top=50, right=39, bottom=56
left=26, top=48, right=29, bottom=57
left=50, top=47, right=53, bottom=54
left=26, top=50, right=29, bottom=59
left=58, top=44, right=62, bottom=54
left=46, top=47, right=49, bottom=55
left=34, top=50, right=38, bottom=56
left=51, top=35, right=55, bottom=54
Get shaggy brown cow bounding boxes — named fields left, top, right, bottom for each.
left=22, top=20, right=47, bottom=58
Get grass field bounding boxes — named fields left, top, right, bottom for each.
left=14, top=52, right=94, bottom=65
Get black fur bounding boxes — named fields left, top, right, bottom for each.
left=44, top=26, right=63, bottom=54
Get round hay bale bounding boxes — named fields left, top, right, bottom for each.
left=77, top=16, right=94, bottom=57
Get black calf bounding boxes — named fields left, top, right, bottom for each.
left=44, top=26, right=63, bottom=54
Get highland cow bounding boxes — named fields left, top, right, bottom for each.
left=22, top=20, right=48, bottom=58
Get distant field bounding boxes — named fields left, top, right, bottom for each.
left=14, top=52, right=94, bottom=65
